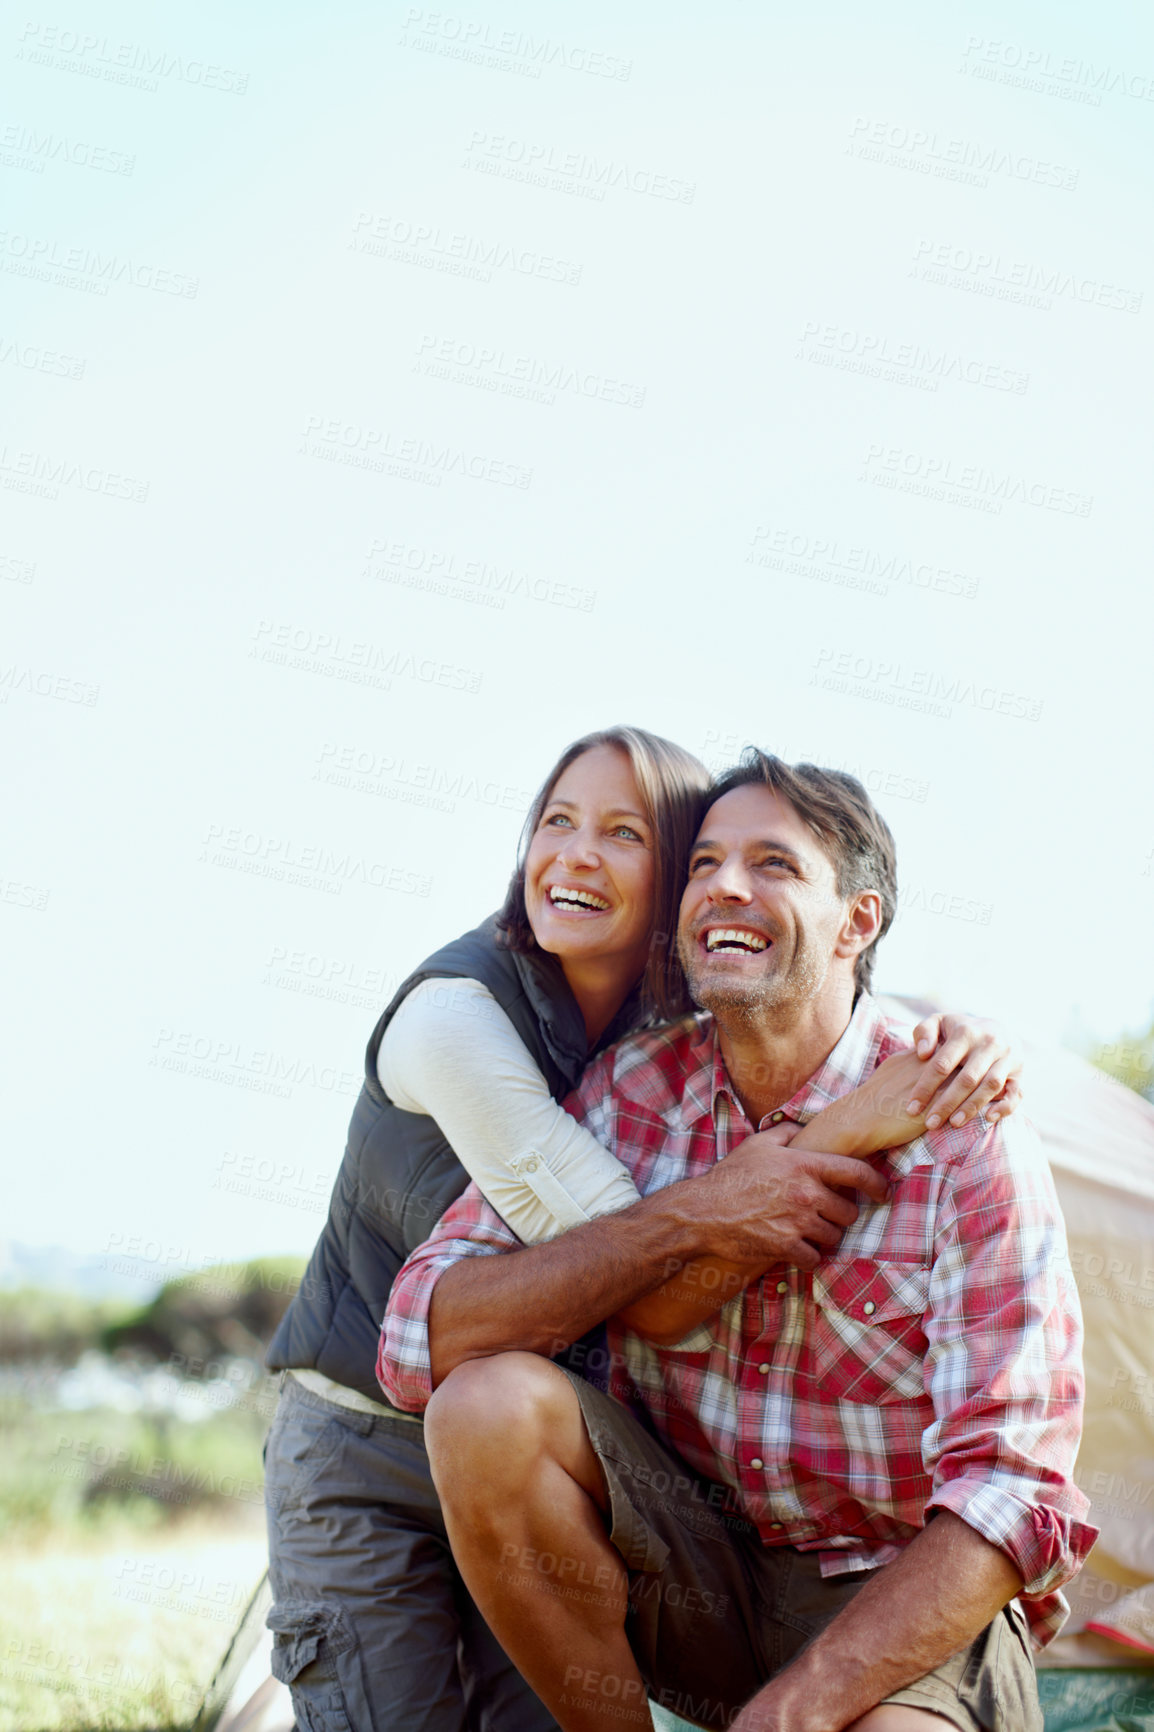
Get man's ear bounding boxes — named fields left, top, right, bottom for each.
left=834, top=890, right=883, bottom=963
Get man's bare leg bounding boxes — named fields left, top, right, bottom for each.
left=847, top=1709, right=955, bottom=1729
left=424, top=1352, right=649, bottom=1730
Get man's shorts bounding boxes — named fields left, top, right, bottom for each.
left=560, top=1370, right=1043, bottom=1732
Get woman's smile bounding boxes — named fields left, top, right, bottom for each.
left=524, top=743, right=655, bottom=984
left=546, top=884, right=612, bottom=913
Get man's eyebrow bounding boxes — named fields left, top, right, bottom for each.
left=689, top=836, right=804, bottom=863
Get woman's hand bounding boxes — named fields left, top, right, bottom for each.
left=907, top=1012, right=1021, bottom=1129
left=794, top=1016, right=1022, bottom=1160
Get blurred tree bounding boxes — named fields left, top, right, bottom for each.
left=102, top=1257, right=307, bottom=1367
left=0, top=1289, right=133, bottom=1362
left=1090, top=1015, right=1154, bottom=1104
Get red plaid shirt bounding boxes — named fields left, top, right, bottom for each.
left=379, top=993, right=1096, bottom=1647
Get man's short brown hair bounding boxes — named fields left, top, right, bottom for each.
left=709, top=751, right=898, bottom=996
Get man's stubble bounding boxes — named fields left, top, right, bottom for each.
left=677, top=932, right=834, bottom=1034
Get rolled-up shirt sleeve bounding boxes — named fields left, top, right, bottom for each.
left=921, top=1114, right=1099, bottom=1641
left=377, top=1181, right=521, bottom=1413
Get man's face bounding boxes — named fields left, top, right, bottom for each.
left=677, top=783, right=852, bottom=1027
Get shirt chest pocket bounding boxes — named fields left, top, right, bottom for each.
left=809, top=1259, right=931, bottom=1405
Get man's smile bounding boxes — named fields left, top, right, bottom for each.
left=699, top=925, right=772, bottom=956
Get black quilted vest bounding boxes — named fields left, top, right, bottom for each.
left=266, top=915, right=640, bottom=1403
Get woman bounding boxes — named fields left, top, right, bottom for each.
left=263, top=726, right=1019, bottom=1732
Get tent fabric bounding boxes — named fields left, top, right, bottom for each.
left=878, top=1002, right=1154, bottom=1669
left=1017, top=1044, right=1154, bottom=1661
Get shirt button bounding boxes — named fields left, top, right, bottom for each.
left=758, top=1363, right=770, bottom=1375
left=522, top=1155, right=540, bottom=1173
left=776, top=1281, right=787, bottom=1294
left=863, top=1300, right=876, bottom=1316
left=769, top=1110, right=785, bottom=1124
left=770, top=1522, right=783, bottom=1530
left=749, top=1457, right=764, bottom=1470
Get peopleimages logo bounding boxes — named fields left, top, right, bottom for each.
left=0, top=662, right=100, bottom=704
left=363, top=535, right=596, bottom=613
left=151, top=1028, right=358, bottom=1099
left=463, top=131, right=696, bottom=203
left=414, top=334, right=646, bottom=408
left=959, top=35, right=1154, bottom=106
left=910, top=239, right=1142, bottom=314
left=398, top=10, right=632, bottom=81
left=249, top=619, right=484, bottom=695
left=0, top=335, right=86, bottom=379
left=859, top=445, right=1093, bottom=518
left=16, top=22, right=249, bottom=94
left=847, top=116, right=1079, bottom=190
left=200, top=822, right=433, bottom=899
left=747, top=525, right=979, bottom=601
left=0, top=122, right=135, bottom=175
left=299, top=416, right=533, bottom=489
left=350, top=211, right=582, bottom=286
left=795, top=323, right=1028, bottom=396
left=810, top=649, right=1044, bottom=723
left=313, top=742, right=534, bottom=816
left=0, top=444, right=147, bottom=502
left=0, top=229, right=198, bottom=297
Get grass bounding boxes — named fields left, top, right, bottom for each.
left=0, top=1392, right=274, bottom=1732
left=0, top=1514, right=268, bottom=1732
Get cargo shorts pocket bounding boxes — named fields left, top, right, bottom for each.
left=268, top=1601, right=354, bottom=1732
left=264, top=1400, right=348, bottom=1518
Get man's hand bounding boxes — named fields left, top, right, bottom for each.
left=729, top=1513, right=1024, bottom=1732
left=617, top=1126, right=888, bottom=1344
left=690, top=1126, right=889, bottom=1271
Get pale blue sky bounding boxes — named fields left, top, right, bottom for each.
left=3, top=0, right=1152, bottom=1265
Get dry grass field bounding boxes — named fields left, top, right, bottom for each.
left=0, top=1514, right=268, bottom=1732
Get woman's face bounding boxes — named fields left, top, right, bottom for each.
left=524, top=744, right=656, bottom=987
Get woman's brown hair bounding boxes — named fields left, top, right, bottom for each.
left=496, top=726, right=710, bottom=1020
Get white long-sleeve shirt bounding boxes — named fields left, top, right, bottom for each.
left=294, top=975, right=644, bottom=1416
left=377, top=976, right=642, bottom=1243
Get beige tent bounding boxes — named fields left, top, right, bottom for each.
left=876, top=1000, right=1154, bottom=1672
left=1027, top=1044, right=1154, bottom=1667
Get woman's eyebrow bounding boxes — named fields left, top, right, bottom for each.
left=547, top=799, right=648, bottom=822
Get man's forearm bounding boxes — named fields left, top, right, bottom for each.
left=734, top=1512, right=1024, bottom=1732
left=426, top=1137, right=892, bottom=1383
left=428, top=1186, right=710, bottom=1386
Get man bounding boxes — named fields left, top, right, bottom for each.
left=379, top=753, right=1095, bottom=1732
